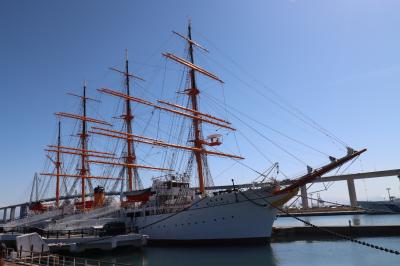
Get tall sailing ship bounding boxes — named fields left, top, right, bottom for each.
left=7, top=22, right=366, bottom=243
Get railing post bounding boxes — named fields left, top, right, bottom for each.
left=31, top=244, right=34, bottom=265
left=73, top=257, right=76, bottom=266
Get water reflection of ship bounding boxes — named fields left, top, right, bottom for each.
left=92, top=246, right=278, bottom=266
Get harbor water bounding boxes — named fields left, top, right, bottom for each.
left=275, top=213, right=400, bottom=227
left=87, top=214, right=400, bottom=266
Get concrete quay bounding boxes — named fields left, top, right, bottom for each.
left=271, top=225, right=400, bottom=242
left=277, top=207, right=366, bottom=217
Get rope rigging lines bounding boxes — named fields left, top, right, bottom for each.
left=192, top=28, right=350, bottom=150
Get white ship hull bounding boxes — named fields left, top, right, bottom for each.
left=128, top=187, right=295, bottom=244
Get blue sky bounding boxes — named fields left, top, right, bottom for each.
left=1, top=0, right=400, bottom=206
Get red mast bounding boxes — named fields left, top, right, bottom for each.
left=187, top=21, right=206, bottom=195
left=79, top=82, right=88, bottom=209
left=98, top=25, right=238, bottom=195
left=123, top=51, right=138, bottom=191
left=108, top=50, right=144, bottom=192
left=55, top=121, right=61, bottom=207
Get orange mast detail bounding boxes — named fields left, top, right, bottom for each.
left=157, top=99, right=232, bottom=125
left=86, top=160, right=173, bottom=172
left=56, top=83, right=108, bottom=209
left=186, top=21, right=206, bottom=194
left=40, top=173, right=124, bottom=180
left=164, top=22, right=228, bottom=194
left=98, top=88, right=235, bottom=130
left=45, top=149, right=117, bottom=160
left=66, top=92, right=101, bottom=103
left=79, top=83, right=88, bottom=209
left=55, top=121, right=61, bottom=208
left=172, top=31, right=209, bottom=52
left=55, top=112, right=112, bottom=126
left=89, top=128, right=244, bottom=159
left=109, top=67, right=145, bottom=81
left=162, top=53, right=223, bottom=83
left=47, top=145, right=115, bottom=156
left=107, top=51, right=143, bottom=191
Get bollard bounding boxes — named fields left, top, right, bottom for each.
left=348, top=220, right=353, bottom=238
left=232, top=179, right=239, bottom=202
left=0, top=243, right=6, bottom=266
left=31, top=244, right=34, bottom=264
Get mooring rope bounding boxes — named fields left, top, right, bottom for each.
left=241, top=189, right=400, bottom=255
